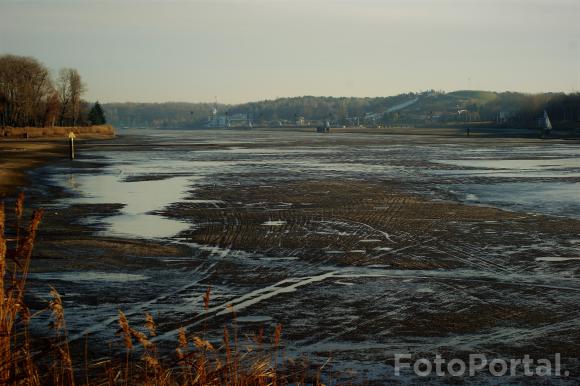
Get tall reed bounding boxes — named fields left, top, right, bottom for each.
left=0, top=196, right=43, bottom=385
left=0, top=194, right=325, bottom=385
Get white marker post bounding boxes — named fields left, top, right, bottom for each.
left=68, top=131, right=76, bottom=160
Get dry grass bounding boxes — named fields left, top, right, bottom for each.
left=0, top=125, right=115, bottom=139
left=0, top=194, right=325, bottom=385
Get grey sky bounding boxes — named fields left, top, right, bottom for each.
left=1, top=0, right=579, bottom=103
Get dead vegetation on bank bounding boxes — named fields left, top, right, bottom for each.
left=0, top=194, right=324, bottom=385
left=0, top=125, right=115, bottom=139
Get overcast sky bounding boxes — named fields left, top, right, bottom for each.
left=1, top=0, right=579, bottom=103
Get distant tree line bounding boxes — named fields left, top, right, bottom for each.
left=0, top=54, right=105, bottom=127
left=228, top=95, right=414, bottom=124
left=104, top=91, right=580, bottom=130
left=104, top=102, right=216, bottom=129
left=104, top=95, right=414, bottom=128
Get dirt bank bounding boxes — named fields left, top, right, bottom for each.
left=0, top=127, right=115, bottom=196
left=0, top=141, right=66, bottom=197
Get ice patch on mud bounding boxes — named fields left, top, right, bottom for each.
left=236, top=315, right=273, bottom=323
left=261, top=220, right=287, bottom=226
left=31, top=272, right=149, bottom=283
left=536, top=257, right=580, bottom=262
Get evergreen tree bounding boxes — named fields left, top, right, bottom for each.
left=88, top=101, right=106, bottom=125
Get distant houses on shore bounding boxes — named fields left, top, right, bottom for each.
left=206, top=107, right=253, bottom=128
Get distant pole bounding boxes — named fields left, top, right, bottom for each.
left=68, top=131, right=76, bottom=160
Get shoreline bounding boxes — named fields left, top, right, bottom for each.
left=0, top=132, right=115, bottom=197
left=0, top=140, right=67, bottom=197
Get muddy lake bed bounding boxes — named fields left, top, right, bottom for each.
left=20, top=129, right=580, bottom=383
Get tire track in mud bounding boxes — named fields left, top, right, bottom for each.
left=130, top=184, right=579, bottom=358
left=68, top=233, right=340, bottom=345
left=153, top=270, right=341, bottom=343
left=148, top=177, right=557, bottom=351
left=123, top=231, right=580, bottom=353
left=428, top=243, right=512, bottom=274
left=293, top=265, right=580, bottom=354
left=297, top=288, right=410, bottom=347
left=404, top=315, right=580, bottom=355
left=312, top=219, right=395, bottom=244
left=66, top=257, right=219, bottom=343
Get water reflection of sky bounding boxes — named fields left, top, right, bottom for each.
left=55, top=173, right=193, bottom=238
left=434, top=153, right=580, bottom=219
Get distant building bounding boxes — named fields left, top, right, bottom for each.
left=227, top=113, right=250, bottom=127
left=206, top=107, right=252, bottom=128
left=206, top=114, right=228, bottom=128
left=316, top=120, right=331, bottom=133
left=206, top=107, right=226, bottom=128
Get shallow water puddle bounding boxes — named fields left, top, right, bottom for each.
left=435, top=157, right=580, bottom=170
left=449, top=182, right=580, bottom=220
left=55, top=173, right=192, bottom=238
left=97, top=213, right=189, bottom=239
left=432, top=147, right=580, bottom=219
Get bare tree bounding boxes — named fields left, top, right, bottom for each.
left=44, top=91, right=61, bottom=127
left=0, top=55, right=55, bottom=127
left=57, top=68, right=86, bottom=126
left=0, top=55, right=91, bottom=128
